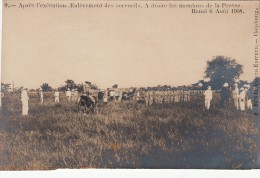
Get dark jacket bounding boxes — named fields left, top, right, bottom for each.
left=220, top=87, right=230, bottom=101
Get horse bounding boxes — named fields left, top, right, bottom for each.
left=122, top=89, right=136, bottom=100
left=77, top=95, right=97, bottom=114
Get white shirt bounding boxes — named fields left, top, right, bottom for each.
left=110, top=91, right=115, bottom=96
left=54, top=91, right=60, bottom=97
left=39, top=91, right=43, bottom=97
left=239, top=91, right=246, bottom=100
left=233, top=87, right=239, bottom=99
left=21, top=90, right=29, bottom=102
left=204, top=89, right=212, bottom=100
left=66, top=91, right=71, bottom=96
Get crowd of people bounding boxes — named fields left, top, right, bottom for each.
left=18, top=81, right=255, bottom=116
left=141, top=82, right=254, bottom=111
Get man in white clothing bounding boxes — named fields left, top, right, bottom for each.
left=239, top=87, right=246, bottom=111
left=204, top=86, right=213, bottom=110
left=21, top=88, right=29, bottom=115
left=102, top=89, right=108, bottom=103
left=244, top=85, right=253, bottom=110
left=54, top=90, right=60, bottom=103
left=232, top=83, right=239, bottom=110
left=39, top=88, right=43, bottom=104
left=66, top=88, right=72, bottom=101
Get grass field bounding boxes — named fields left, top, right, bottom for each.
left=0, top=93, right=259, bottom=169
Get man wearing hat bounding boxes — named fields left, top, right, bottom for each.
left=239, top=87, right=246, bottom=111
left=232, top=83, right=239, bottom=110
left=83, top=81, right=92, bottom=94
left=220, top=82, right=230, bottom=107
left=21, top=88, right=29, bottom=116
left=204, top=86, right=213, bottom=110
left=83, top=81, right=96, bottom=103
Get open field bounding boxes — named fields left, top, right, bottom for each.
left=0, top=93, right=259, bottom=169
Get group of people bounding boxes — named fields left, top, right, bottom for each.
left=204, top=82, right=253, bottom=111
left=143, top=90, right=193, bottom=106
left=141, top=82, right=254, bottom=112
left=19, top=81, right=254, bottom=116
left=20, top=87, right=80, bottom=116
left=65, top=88, right=79, bottom=102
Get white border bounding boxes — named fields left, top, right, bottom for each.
left=0, top=0, right=259, bottom=177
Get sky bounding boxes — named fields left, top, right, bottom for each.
left=1, top=0, right=259, bottom=89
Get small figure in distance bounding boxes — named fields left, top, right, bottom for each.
left=21, top=88, right=29, bottom=116
left=239, top=87, right=246, bottom=111
left=220, top=83, right=230, bottom=108
left=245, top=84, right=253, bottom=110
left=232, top=83, right=239, bottom=110
left=39, top=88, right=43, bottom=104
left=204, top=86, right=213, bottom=110
left=66, top=88, right=72, bottom=101
left=54, top=89, right=60, bottom=103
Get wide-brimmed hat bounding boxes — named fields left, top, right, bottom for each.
left=240, top=87, right=244, bottom=91
left=223, top=83, right=229, bottom=87
left=85, top=81, right=91, bottom=84
left=234, top=83, right=238, bottom=86
left=208, top=86, right=211, bottom=89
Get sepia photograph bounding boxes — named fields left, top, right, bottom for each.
left=0, top=0, right=259, bottom=170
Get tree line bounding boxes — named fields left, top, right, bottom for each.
left=1, top=56, right=259, bottom=93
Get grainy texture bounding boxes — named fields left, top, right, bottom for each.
left=0, top=93, right=258, bottom=169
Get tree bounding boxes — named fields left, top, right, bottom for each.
left=1, top=83, right=11, bottom=93
left=41, top=83, right=52, bottom=92
left=65, top=79, right=76, bottom=89
left=112, top=84, right=118, bottom=88
left=14, top=87, right=23, bottom=93
left=204, top=56, right=243, bottom=90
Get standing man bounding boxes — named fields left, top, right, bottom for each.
left=220, top=83, right=230, bottom=107
left=204, top=86, right=213, bottom=110
left=103, top=89, right=108, bottom=103
left=39, top=88, right=43, bottom=104
left=71, top=89, right=75, bottom=101
left=83, top=81, right=92, bottom=94
left=21, top=88, right=29, bottom=116
left=74, top=88, right=79, bottom=102
left=149, top=91, right=154, bottom=105
left=144, top=90, right=150, bottom=105
left=232, top=83, right=239, bottom=110
left=239, top=87, right=246, bottom=111
left=83, top=81, right=96, bottom=103
left=245, top=85, right=253, bottom=110
left=66, top=88, right=72, bottom=101
left=54, top=90, right=60, bottom=103
left=135, top=90, right=140, bottom=101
